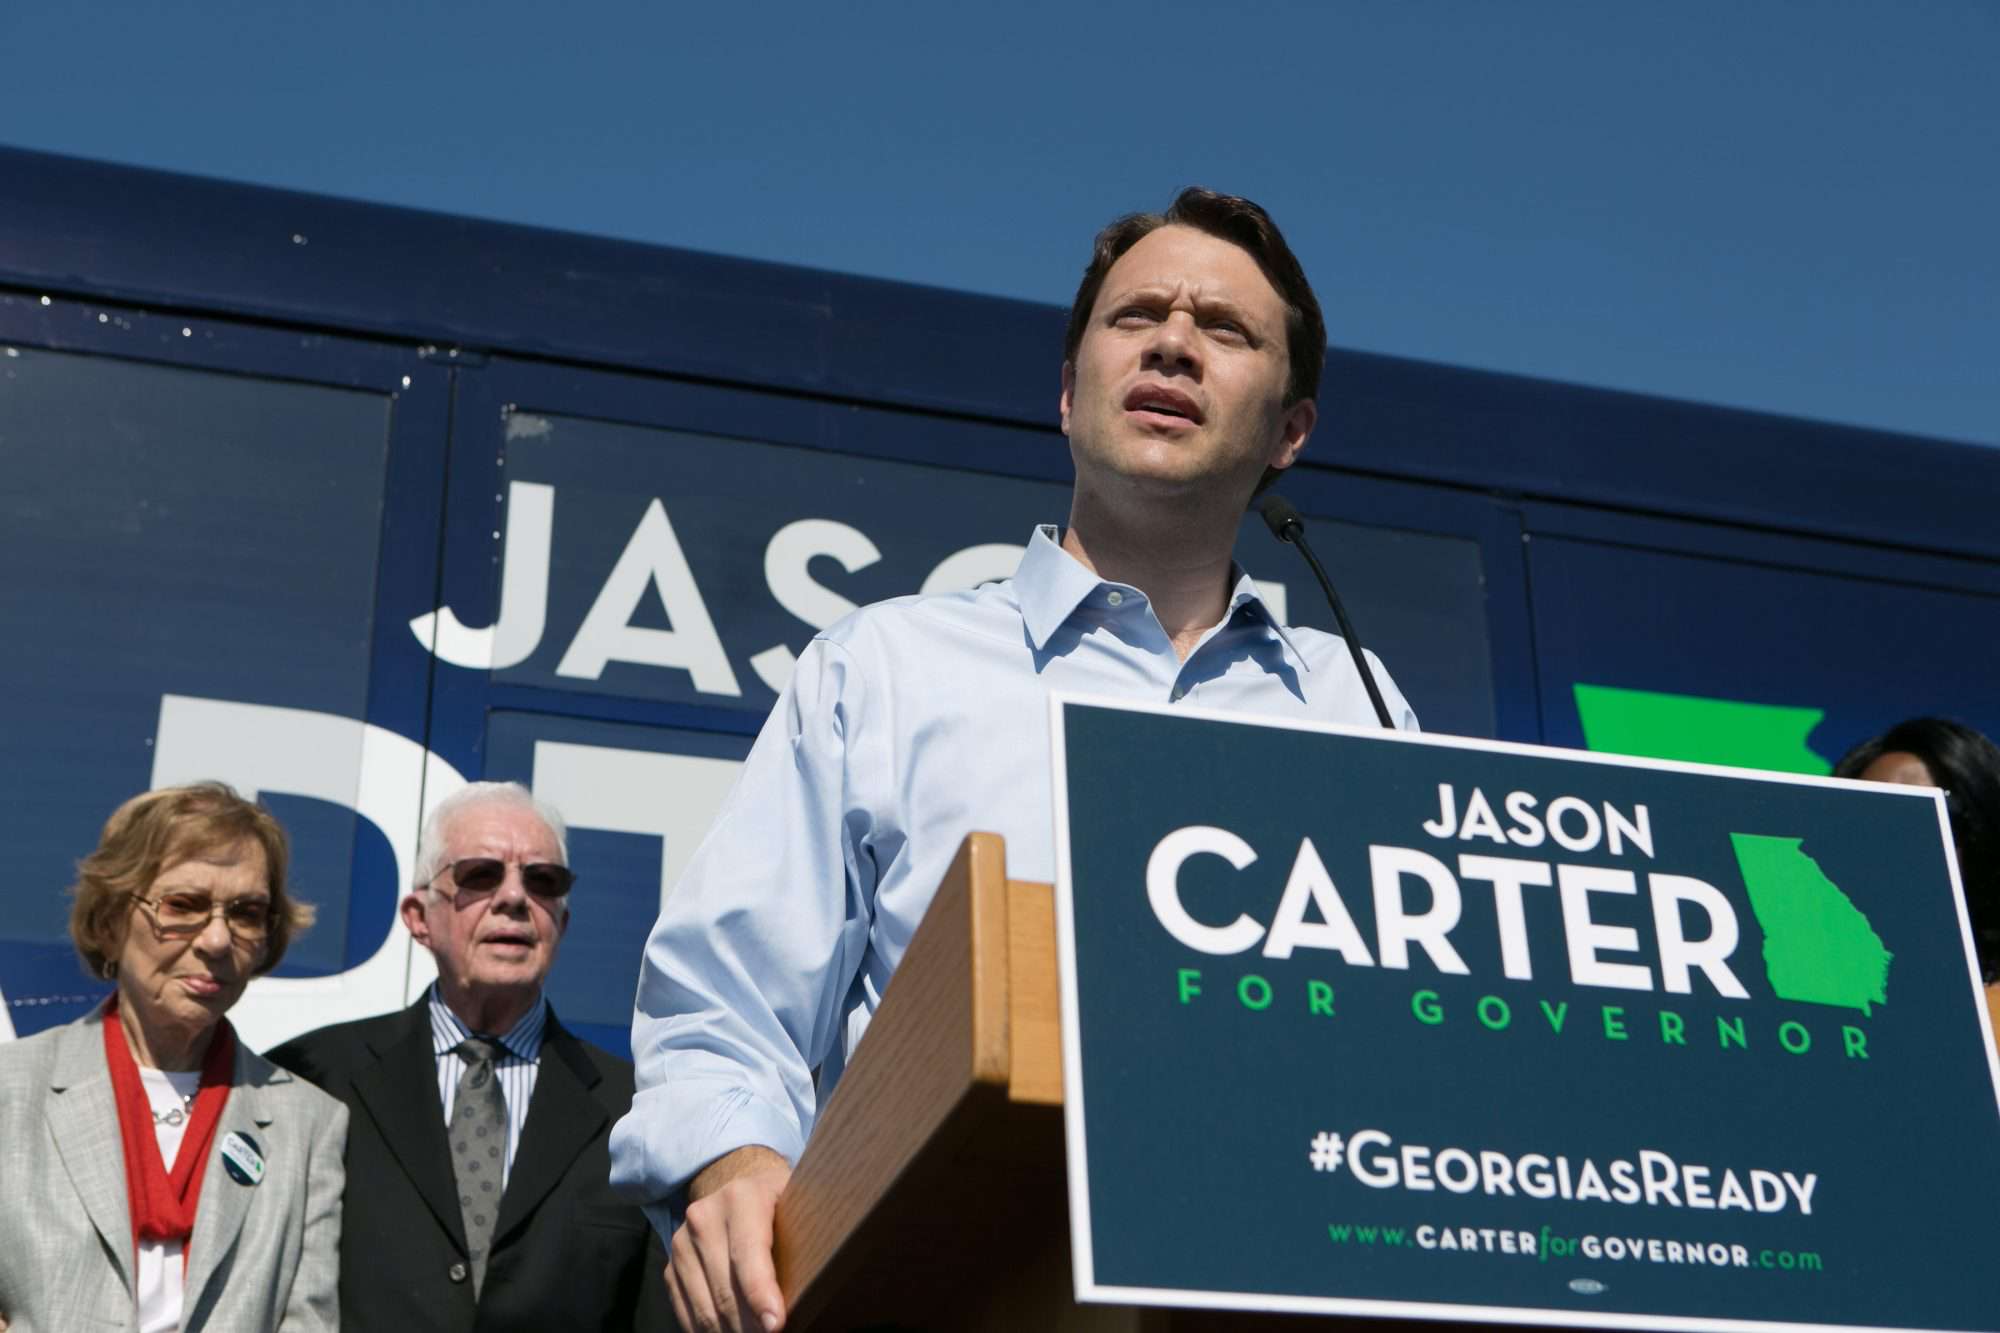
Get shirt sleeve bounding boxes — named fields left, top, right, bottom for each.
left=608, top=634, right=881, bottom=1215
left=1364, top=647, right=1423, bottom=733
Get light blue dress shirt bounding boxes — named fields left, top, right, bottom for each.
left=609, top=525, right=1417, bottom=1223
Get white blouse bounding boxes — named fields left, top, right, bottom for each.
left=136, top=1066, right=202, bottom=1333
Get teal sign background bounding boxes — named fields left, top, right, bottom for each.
left=1056, top=699, right=2000, bottom=1330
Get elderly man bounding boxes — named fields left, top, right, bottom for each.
left=272, top=781, right=671, bottom=1331
left=609, top=188, right=1420, bottom=1332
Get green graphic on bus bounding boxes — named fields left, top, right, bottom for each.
left=1573, top=684, right=1831, bottom=775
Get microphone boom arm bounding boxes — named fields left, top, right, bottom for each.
left=1257, top=494, right=1397, bottom=730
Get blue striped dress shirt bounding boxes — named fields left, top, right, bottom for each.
left=428, top=985, right=548, bottom=1189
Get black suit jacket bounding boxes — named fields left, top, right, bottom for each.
left=270, top=1001, right=673, bottom=1332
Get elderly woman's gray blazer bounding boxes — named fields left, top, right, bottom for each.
left=0, top=1003, right=346, bottom=1332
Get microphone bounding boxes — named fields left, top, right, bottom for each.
left=1256, top=494, right=1396, bottom=730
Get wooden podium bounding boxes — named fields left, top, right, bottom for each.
left=769, top=833, right=1345, bottom=1331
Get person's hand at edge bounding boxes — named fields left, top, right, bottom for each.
left=668, top=1144, right=793, bottom=1333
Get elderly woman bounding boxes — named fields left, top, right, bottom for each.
left=0, top=783, right=346, bottom=1332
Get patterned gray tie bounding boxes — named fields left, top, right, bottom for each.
left=449, top=1036, right=508, bottom=1296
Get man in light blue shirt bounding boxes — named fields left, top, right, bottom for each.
left=611, top=188, right=1420, bottom=1333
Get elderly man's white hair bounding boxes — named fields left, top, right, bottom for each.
left=412, top=781, right=570, bottom=891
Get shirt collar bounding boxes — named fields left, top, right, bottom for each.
left=1016, top=525, right=1110, bottom=650
left=1014, top=524, right=1306, bottom=667
left=427, top=983, right=548, bottom=1063
left=1225, top=573, right=1311, bottom=669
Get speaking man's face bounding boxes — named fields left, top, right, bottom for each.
left=1061, top=224, right=1313, bottom=509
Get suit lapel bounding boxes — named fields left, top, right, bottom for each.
left=351, top=1002, right=468, bottom=1253
left=492, top=1020, right=604, bottom=1244
left=184, top=1047, right=279, bottom=1311
left=46, top=1011, right=134, bottom=1296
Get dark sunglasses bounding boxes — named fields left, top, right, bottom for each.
left=442, top=857, right=576, bottom=900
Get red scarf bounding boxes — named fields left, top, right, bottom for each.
left=103, top=995, right=236, bottom=1262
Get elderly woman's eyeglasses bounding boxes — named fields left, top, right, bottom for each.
left=439, top=858, right=575, bottom=900
left=132, top=891, right=274, bottom=943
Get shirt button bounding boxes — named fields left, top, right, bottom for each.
left=449, top=1261, right=469, bottom=1284
left=1171, top=685, right=1187, bottom=702
left=1106, top=590, right=1124, bottom=606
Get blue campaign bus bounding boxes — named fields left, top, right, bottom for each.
left=3, top=146, right=1995, bottom=1055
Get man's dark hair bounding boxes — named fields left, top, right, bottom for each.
left=1063, top=187, right=1327, bottom=407
left=1836, top=716, right=2000, bottom=982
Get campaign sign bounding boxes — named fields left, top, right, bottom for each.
left=1051, top=697, right=2000, bottom=1332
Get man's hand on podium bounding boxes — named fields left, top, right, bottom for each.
left=672, top=1145, right=794, bottom=1333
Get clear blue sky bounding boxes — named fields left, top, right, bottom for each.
left=5, top=1, right=1994, bottom=444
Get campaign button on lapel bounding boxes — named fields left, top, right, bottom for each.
left=221, top=1130, right=266, bottom=1186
